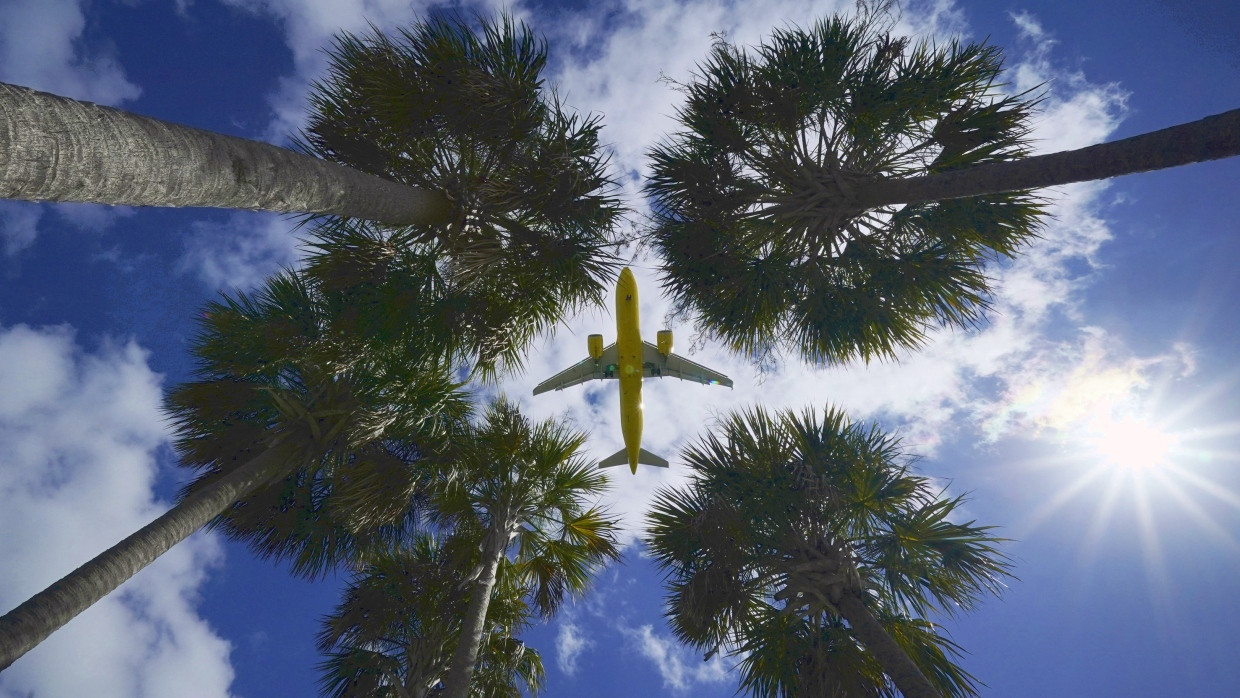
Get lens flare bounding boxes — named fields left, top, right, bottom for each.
left=1085, top=416, right=1178, bottom=471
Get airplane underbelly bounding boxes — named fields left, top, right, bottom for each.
left=619, top=373, right=643, bottom=453
left=615, top=267, right=643, bottom=467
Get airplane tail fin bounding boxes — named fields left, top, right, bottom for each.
left=598, top=447, right=669, bottom=470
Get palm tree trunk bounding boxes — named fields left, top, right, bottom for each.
left=442, top=522, right=508, bottom=698
left=835, top=591, right=942, bottom=698
left=858, top=107, right=1240, bottom=208
left=405, top=637, right=438, bottom=698
left=0, top=81, right=453, bottom=226
left=0, top=449, right=289, bottom=671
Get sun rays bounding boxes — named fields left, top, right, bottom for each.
left=1014, top=397, right=1240, bottom=566
left=993, top=350, right=1240, bottom=596
left=1084, top=415, right=1179, bottom=471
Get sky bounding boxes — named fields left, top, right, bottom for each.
left=1, top=0, right=1238, bottom=696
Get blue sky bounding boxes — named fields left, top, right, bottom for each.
left=1, top=0, right=1238, bottom=696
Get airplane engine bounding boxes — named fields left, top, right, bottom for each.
left=657, top=330, right=673, bottom=356
left=588, top=333, right=604, bottom=360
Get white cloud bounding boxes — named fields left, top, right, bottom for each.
left=0, top=324, right=234, bottom=698
left=620, top=623, right=730, bottom=693
left=1008, top=11, right=1129, bottom=155
left=555, top=619, right=593, bottom=675
left=536, top=0, right=853, bottom=181
left=177, top=212, right=304, bottom=291
left=1009, top=9, right=1047, bottom=43
left=492, top=2, right=1180, bottom=550
left=0, top=198, right=136, bottom=259
left=0, top=201, right=42, bottom=256
left=220, top=0, right=1190, bottom=562
left=214, top=0, right=504, bottom=143
left=0, top=0, right=140, bottom=105
left=51, top=202, right=138, bottom=234
left=977, top=327, right=1196, bottom=441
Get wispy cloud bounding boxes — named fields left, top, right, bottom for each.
left=619, top=623, right=731, bottom=693
left=0, top=0, right=140, bottom=105
left=978, top=327, right=1196, bottom=441
left=0, top=201, right=41, bottom=257
left=177, top=212, right=305, bottom=292
left=555, top=619, right=594, bottom=675
left=0, top=0, right=147, bottom=261
left=0, top=324, right=234, bottom=696
left=0, top=201, right=137, bottom=259
left=492, top=2, right=1181, bottom=546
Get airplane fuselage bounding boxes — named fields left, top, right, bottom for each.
left=615, top=268, right=644, bottom=474
left=532, top=266, right=732, bottom=473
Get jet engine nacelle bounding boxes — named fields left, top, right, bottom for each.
left=656, top=330, right=673, bottom=356
left=588, top=334, right=604, bottom=360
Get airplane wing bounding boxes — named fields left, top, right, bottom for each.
left=641, top=342, right=733, bottom=388
left=532, top=343, right=620, bottom=395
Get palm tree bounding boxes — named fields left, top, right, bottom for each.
left=1, top=11, right=628, bottom=253
left=0, top=81, right=452, bottom=225
left=431, top=398, right=621, bottom=698
left=645, top=12, right=1239, bottom=367
left=645, top=404, right=1013, bottom=698
left=299, top=216, right=605, bottom=381
left=299, top=14, right=624, bottom=377
left=317, top=532, right=544, bottom=698
left=1, top=14, right=626, bottom=669
left=0, top=272, right=468, bottom=670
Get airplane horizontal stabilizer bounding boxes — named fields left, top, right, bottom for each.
left=597, top=449, right=628, bottom=468
left=597, top=447, right=670, bottom=469
left=638, top=448, right=670, bottom=467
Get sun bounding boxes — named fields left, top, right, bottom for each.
left=1084, top=415, right=1179, bottom=472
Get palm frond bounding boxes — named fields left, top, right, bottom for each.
left=298, top=13, right=625, bottom=379
left=166, top=273, right=471, bottom=580
left=645, top=12, right=1046, bottom=366
left=645, top=402, right=1012, bottom=694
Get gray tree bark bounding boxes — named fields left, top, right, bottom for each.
left=858, top=107, right=1240, bottom=208
left=836, top=591, right=942, bottom=698
left=0, top=81, right=453, bottom=226
left=0, top=450, right=289, bottom=671
left=441, top=522, right=509, bottom=698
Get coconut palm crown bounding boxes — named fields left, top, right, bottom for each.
left=431, top=398, right=621, bottom=698
left=300, top=217, right=573, bottom=380
left=301, top=14, right=625, bottom=378
left=645, top=404, right=1013, bottom=697
left=317, top=532, right=544, bottom=698
left=166, top=271, right=470, bottom=579
left=645, top=13, right=1045, bottom=367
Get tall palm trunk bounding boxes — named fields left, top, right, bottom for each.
left=0, top=449, right=289, bottom=671
left=778, top=530, right=942, bottom=697
left=835, top=592, right=942, bottom=698
left=0, top=82, right=453, bottom=226
left=442, top=521, right=509, bottom=698
left=405, top=636, right=445, bottom=698
left=857, top=108, right=1240, bottom=208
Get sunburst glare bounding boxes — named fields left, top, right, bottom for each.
left=1010, top=361, right=1240, bottom=560
left=1084, top=415, right=1179, bottom=472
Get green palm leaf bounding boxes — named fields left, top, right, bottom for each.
left=299, top=13, right=624, bottom=379
left=432, top=398, right=621, bottom=697
left=645, top=403, right=1012, bottom=696
left=166, top=271, right=470, bottom=579
left=317, top=532, right=543, bottom=698
left=646, top=12, right=1044, bottom=366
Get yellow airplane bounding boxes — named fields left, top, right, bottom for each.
left=533, top=267, right=733, bottom=474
